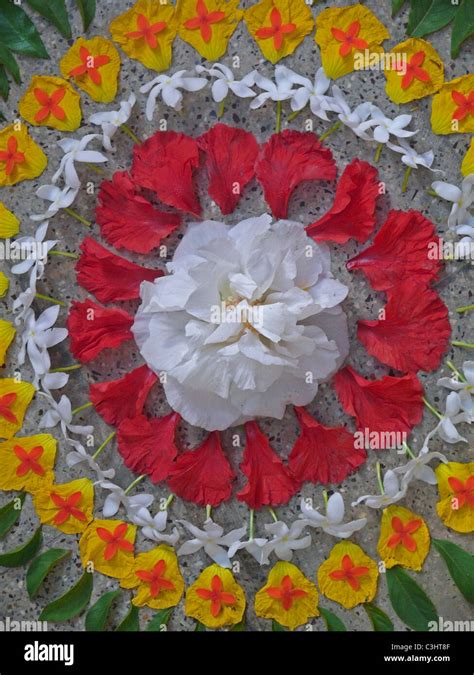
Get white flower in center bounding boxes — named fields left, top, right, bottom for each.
left=133, top=215, right=349, bottom=431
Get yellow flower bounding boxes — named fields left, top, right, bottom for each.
left=185, top=564, right=245, bottom=629
left=245, top=0, right=314, bottom=65
left=462, top=138, right=474, bottom=177
left=0, top=434, right=56, bottom=493
left=60, top=37, right=121, bottom=103
left=384, top=38, right=443, bottom=104
left=0, top=379, right=35, bottom=440
left=255, top=561, right=319, bottom=630
left=0, top=124, right=47, bottom=187
left=0, top=272, right=9, bottom=297
left=110, top=0, right=178, bottom=73
left=176, top=0, right=242, bottom=62
left=0, top=320, right=15, bottom=366
left=436, top=462, right=474, bottom=533
left=79, top=519, right=136, bottom=578
left=315, top=3, right=389, bottom=80
left=0, top=203, right=19, bottom=238
left=431, top=75, right=474, bottom=135
left=33, top=478, right=94, bottom=535
left=120, top=545, right=185, bottom=610
left=19, top=75, right=82, bottom=132
left=317, top=541, right=378, bottom=609
left=377, top=505, right=430, bottom=572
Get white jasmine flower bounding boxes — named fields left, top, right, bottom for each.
left=140, top=70, right=208, bottom=120
left=431, top=175, right=474, bottom=229
left=89, top=93, right=137, bottom=151
left=227, top=537, right=269, bottom=564
left=12, top=267, right=38, bottom=323
left=177, top=518, right=247, bottom=568
left=250, top=66, right=298, bottom=109
left=52, top=134, right=107, bottom=189
left=261, top=520, right=311, bottom=562
left=127, top=507, right=180, bottom=546
left=100, top=482, right=154, bottom=518
left=41, top=371, right=70, bottom=391
left=30, top=185, right=79, bottom=222
left=330, top=86, right=375, bottom=140
left=366, top=107, right=417, bottom=143
left=66, top=443, right=115, bottom=483
left=393, top=435, right=447, bottom=487
left=196, top=63, right=256, bottom=102
left=290, top=67, right=336, bottom=121
left=387, top=139, right=436, bottom=170
left=11, top=222, right=57, bottom=277
left=433, top=391, right=470, bottom=444
left=299, top=493, right=367, bottom=538
left=39, top=393, right=94, bottom=439
left=438, top=362, right=474, bottom=421
left=17, top=306, right=68, bottom=384
left=352, top=470, right=407, bottom=509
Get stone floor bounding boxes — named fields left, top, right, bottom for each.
left=0, top=0, right=472, bottom=631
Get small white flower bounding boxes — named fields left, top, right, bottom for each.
left=17, top=306, right=68, bottom=384
left=53, top=134, right=107, bottom=189
left=299, top=493, right=367, bottom=538
left=227, top=536, right=269, bottom=565
left=141, top=70, right=208, bottom=120
left=100, top=482, right=154, bottom=518
left=66, top=443, right=115, bottom=483
left=39, top=393, right=94, bottom=439
left=31, top=185, right=79, bottom=222
left=11, top=222, right=57, bottom=278
left=41, top=371, right=70, bottom=391
left=331, top=86, right=375, bottom=140
left=250, top=66, right=298, bottom=109
left=432, top=391, right=470, bottom=444
left=366, top=107, right=417, bottom=144
left=89, top=93, right=137, bottom=151
left=128, top=506, right=180, bottom=546
left=387, top=139, right=437, bottom=170
left=352, top=470, right=407, bottom=509
left=438, top=362, right=474, bottom=421
left=196, top=63, right=256, bottom=103
left=393, top=434, right=447, bottom=487
left=177, top=518, right=247, bottom=568
left=261, top=520, right=311, bottom=562
left=290, top=67, right=336, bottom=121
left=431, top=175, right=474, bottom=229
left=12, top=267, right=38, bottom=324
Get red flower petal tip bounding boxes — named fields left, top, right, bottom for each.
left=90, top=364, right=157, bottom=426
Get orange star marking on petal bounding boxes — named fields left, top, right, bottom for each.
left=33, top=88, right=66, bottom=123
left=387, top=516, right=422, bottom=552
left=0, top=139, right=25, bottom=177
left=97, top=522, right=134, bottom=560
left=329, top=554, right=369, bottom=591
left=400, top=51, right=430, bottom=90
left=135, top=559, right=176, bottom=597
left=14, top=445, right=45, bottom=477
left=184, top=0, right=226, bottom=43
left=256, top=7, right=296, bottom=51
left=331, top=20, right=368, bottom=57
left=448, top=476, right=474, bottom=508
left=125, top=13, right=167, bottom=49
left=0, top=392, right=18, bottom=423
left=51, top=491, right=87, bottom=526
left=69, top=46, right=111, bottom=86
left=451, top=90, right=474, bottom=121
left=265, top=574, right=308, bottom=611
left=195, top=574, right=237, bottom=617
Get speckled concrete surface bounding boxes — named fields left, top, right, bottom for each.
left=0, top=0, right=473, bottom=632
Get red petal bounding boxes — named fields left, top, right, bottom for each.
left=96, top=171, right=180, bottom=254
left=67, top=299, right=134, bottom=363
left=198, top=123, right=259, bottom=215
left=306, top=159, right=380, bottom=243
left=255, top=131, right=336, bottom=219
left=347, top=210, right=442, bottom=291
left=89, top=364, right=157, bottom=426
left=237, top=421, right=300, bottom=509
left=289, top=407, right=366, bottom=483
left=132, top=131, right=201, bottom=216
left=333, top=365, right=424, bottom=438
left=76, top=237, right=162, bottom=303
left=118, top=412, right=180, bottom=482
left=357, top=282, right=451, bottom=372
left=167, top=431, right=235, bottom=507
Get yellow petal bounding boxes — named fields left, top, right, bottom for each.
left=177, top=0, right=243, bottom=62
left=33, top=478, right=94, bottom=535
left=79, top=519, right=136, bottom=578
left=245, top=0, right=314, bottom=65
left=110, top=0, right=177, bottom=73
left=0, top=124, right=47, bottom=187
left=0, top=202, right=20, bottom=238
left=377, top=505, right=430, bottom=572
left=185, top=564, right=246, bottom=628
left=0, top=433, right=56, bottom=493
left=0, top=378, right=35, bottom=440
left=60, top=36, right=121, bottom=104
left=19, top=75, right=82, bottom=132
left=315, top=3, right=390, bottom=79
left=0, top=272, right=9, bottom=297
left=431, top=74, right=474, bottom=135
left=384, top=38, right=444, bottom=104
left=435, top=461, right=474, bottom=533
left=317, top=541, right=379, bottom=609
left=462, top=138, right=474, bottom=177
left=255, top=561, right=319, bottom=631
left=0, top=320, right=15, bottom=366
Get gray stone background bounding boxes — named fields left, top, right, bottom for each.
left=0, top=0, right=472, bottom=631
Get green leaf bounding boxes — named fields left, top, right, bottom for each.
left=392, top=0, right=407, bottom=16
left=0, top=493, right=25, bottom=538
left=39, top=571, right=93, bottom=622
left=26, top=548, right=71, bottom=599
left=364, top=603, right=394, bottom=631
left=451, top=0, right=474, bottom=57
left=320, top=607, right=347, bottom=632
left=231, top=620, right=246, bottom=632
left=85, top=590, right=121, bottom=631
left=195, top=621, right=207, bottom=631
left=433, top=538, right=474, bottom=603
left=115, top=604, right=139, bottom=632
left=26, top=0, right=72, bottom=40
left=0, top=65, right=10, bottom=102
left=271, top=620, right=286, bottom=631
left=386, top=567, right=438, bottom=631
left=408, top=0, right=458, bottom=37
left=75, top=0, right=96, bottom=31
left=0, top=0, right=49, bottom=58
left=0, top=526, right=42, bottom=567
left=0, top=46, right=20, bottom=84
left=146, top=608, right=173, bottom=631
